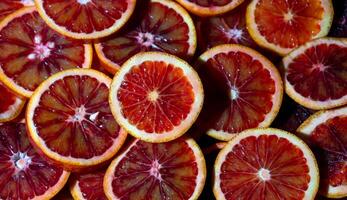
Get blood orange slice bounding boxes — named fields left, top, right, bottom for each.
left=26, top=69, right=127, bottom=170
left=246, top=0, right=334, bottom=55
left=70, top=170, right=107, bottom=200
left=0, top=7, right=92, bottom=97
left=196, top=2, right=258, bottom=52
left=0, top=82, right=25, bottom=122
left=214, top=128, right=319, bottom=200
left=95, top=0, right=196, bottom=74
left=195, top=44, right=282, bottom=141
left=109, top=52, right=203, bottom=143
left=0, top=0, right=34, bottom=22
left=34, top=0, right=136, bottom=39
left=297, top=107, right=347, bottom=198
left=104, top=137, right=206, bottom=200
left=175, top=0, right=244, bottom=17
left=283, top=38, right=347, bottom=110
left=0, top=122, right=70, bottom=199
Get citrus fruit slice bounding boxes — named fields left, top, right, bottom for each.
left=70, top=170, right=107, bottom=200
left=283, top=38, right=347, bottom=110
left=109, top=52, right=203, bottom=143
left=246, top=0, right=334, bottom=55
left=94, top=0, right=196, bottom=74
left=214, top=128, right=319, bottom=200
left=0, top=82, right=25, bottom=122
left=0, top=122, right=70, bottom=199
left=175, top=0, right=244, bottom=17
left=0, top=0, right=34, bottom=22
left=26, top=69, right=128, bottom=170
left=196, top=44, right=282, bottom=141
left=196, top=2, right=258, bottom=52
left=34, top=0, right=136, bottom=39
left=0, top=7, right=92, bottom=98
left=104, top=137, right=206, bottom=200
left=297, top=106, right=347, bottom=198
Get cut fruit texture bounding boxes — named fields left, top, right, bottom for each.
left=109, top=52, right=204, bottom=143
left=283, top=38, right=347, bottom=110
left=214, top=128, right=319, bottom=200
left=34, top=0, right=136, bottom=39
left=175, top=0, right=245, bottom=17
left=104, top=137, right=206, bottom=200
left=0, top=82, right=25, bottom=122
left=297, top=106, right=347, bottom=198
left=95, top=0, right=196, bottom=74
left=0, top=0, right=34, bottom=22
left=0, top=7, right=92, bottom=97
left=0, top=122, right=70, bottom=199
left=246, top=0, right=334, bottom=55
left=195, top=44, right=282, bottom=141
left=26, top=69, right=127, bottom=171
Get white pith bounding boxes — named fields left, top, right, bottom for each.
left=11, top=152, right=31, bottom=172
left=257, top=168, right=271, bottom=181
left=77, top=0, right=91, bottom=5
left=28, top=35, right=55, bottom=61
left=226, top=28, right=243, bottom=41
left=21, top=0, right=34, bottom=6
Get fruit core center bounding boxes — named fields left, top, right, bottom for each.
left=312, top=63, right=328, bottom=72
left=21, top=0, right=34, bottom=6
left=283, top=11, right=294, bottom=22
left=137, top=32, right=155, bottom=47
left=148, top=90, right=159, bottom=102
left=226, top=28, right=243, bottom=40
left=68, top=105, right=86, bottom=122
left=12, top=152, right=31, bottom=171
left=229, top=87, right=239, bottom=100
left=150, top=160, right=162, bottom=181
left=28, top=35, right=55, bottom=61
left=258, top=168, right=271, bottom=181
left=77, top=0, right=91, bottom=4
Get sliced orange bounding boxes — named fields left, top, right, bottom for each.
left=214, top=128, right=319, bottom=200
left=95, top=0, right=196, bottom=74
left=0, top=122, right=70, bottom=199
left=0, top=82, right=25, bottom=122
left=0, top=7, right=92, bottom=98
left=0, top=0, right=34, bottom=22
left=246, top=0, right=334, bottom=55
left=26, top=69, right=127, bottom=170
left=195, top=44, right=282, bottom=141
left=109, top=52, right=204, bottom=143
left=175, top=0, right=244, bottom=17
left=283, top=38, right=347, bottom=110
left=104, top=137, right=206, bottom=200
left=297, top=106, right=347, bottom=198
left=34, top=0, right=136, bottom=39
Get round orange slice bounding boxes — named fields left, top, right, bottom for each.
left=104, top=137, right=206, bottom=200
left=34, top=0, right=136, bottom=39
left=214, top=128, right=319, bottom=200
left=0, top=82, right=25, bottom=122
left=297, top=106, right=347, bottom=198
left=109, top=52, right=204, bottom=143
left=0, top=7, right=92, bottom=98
left=195, top=44, right=283, bottom=141
left=283, top=38, right=347, bottom=110
left=0, top=122, right=70, bottom=200
left=0, top=0, right=34, bottom=22
left=246, top=0, right=334, bottom=55
left=26, top=69, right=127, bottom=170
left=95, top=0, right=196, bottom=74
left=175, top=0, right=244, bottom=17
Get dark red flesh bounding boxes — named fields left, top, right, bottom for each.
left=0, top=11, right=86, bottom=92
left=111, top=139, right=198, bottom=200
left=0, top=83, right=17, bottom=113
left=33, top=75, right=121, bottom=159
left=42, top=0, right=128, bottom=33
left=287, top=43, right=347, bottom=101
left=0, top=123, right=64, bottom=199
left=117, top=61, right=194, bottom=134
left=100, top=1, right=191, bottom=67
left=220, top=134, right=310, bottom=199
left=196, top=51, right=275, bottom=135
left=74, top=171, right=107, bottom=200
left=0, top=1, right=26, bottom=21
left=310, top=116, right=347, bottom=188
left=187, top=0, right=231, bottom=7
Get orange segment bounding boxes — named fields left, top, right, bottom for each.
left=109, top=52, right=204, bottom=143
left=34, top=0, right=136, bottom=39
left=26, top=69, right=127, bottom=170
left=0, top=82, right=25, bottom=122
left=246, top=0, right=333, bottom=55
left=0, top=7, right=92, bottom=97
left=175, top=0, right=244, bottom=16
left=0, top=0, right=34, bottom=22
left=95, top=0, right=196, bottom=74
